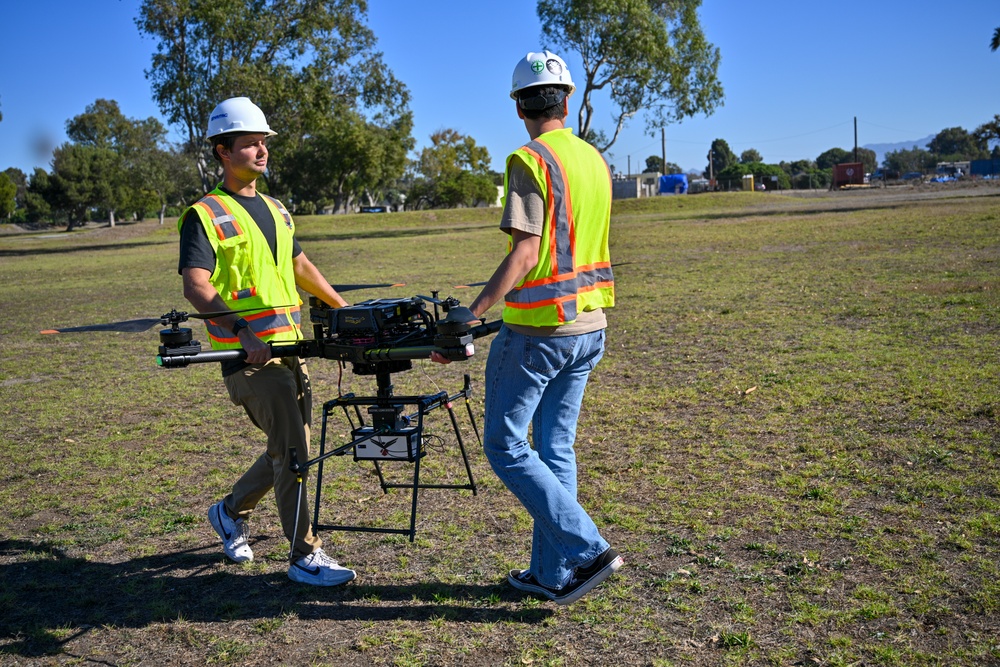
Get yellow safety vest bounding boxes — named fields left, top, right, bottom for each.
left=502, top=127, right=615, bottom=326
left=179, top=187, right=302, bottom=350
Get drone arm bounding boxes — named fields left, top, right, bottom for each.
left=157, top=342, right=309, bottom=368
left=468, top=320, right=503, bottom=339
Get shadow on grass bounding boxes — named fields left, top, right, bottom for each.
left=0, top=224, right=495, bottom=258
left=0, top=239, right=174, bottom=258
left=0, top=539, right=551, bottom=659
left=296, top=222, right=494, bottom=244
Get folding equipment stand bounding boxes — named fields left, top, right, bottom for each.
left=298, top=369, right=480, bottom=542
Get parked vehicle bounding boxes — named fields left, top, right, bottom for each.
left=870, top=169, right=901, bottom=182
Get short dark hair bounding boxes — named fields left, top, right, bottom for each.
left=209, top=132, right=263, bottom=163
left=210, top=133, right=239, bottom=164
left=516, top=85, right=569, bottom=121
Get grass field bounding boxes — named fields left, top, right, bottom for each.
left=1, top=185, right=998, bottom=666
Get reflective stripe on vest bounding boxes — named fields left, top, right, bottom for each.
left=194, top=196, right=243, bottom=241
left=203, top=306, right=301, bottom=344
left=260, top=193, right=292, bottom=229
left=503, top=138, right=614, bottom=324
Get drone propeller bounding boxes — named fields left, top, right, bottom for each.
left=41, top=318, right=167, bottom=334
left=333, top=282, right=406, bottom=292
left=40, top=305, right=294, bottom=335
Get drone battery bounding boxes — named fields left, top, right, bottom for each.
left=352, top=426, right=420, bottom=461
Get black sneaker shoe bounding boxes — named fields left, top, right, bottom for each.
left=551, top=547, right=624, bottom=606
left=507, top=569, right=557, bottom=600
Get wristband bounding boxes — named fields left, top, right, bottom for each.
left=231, top=318, right=250, bottom=336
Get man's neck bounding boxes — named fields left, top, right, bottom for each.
left=526, top=118, right=566, bottom=141
left=222, top=173, right=258, bottom=197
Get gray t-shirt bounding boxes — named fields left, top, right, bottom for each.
left=500, top=156, right=606, bottom=337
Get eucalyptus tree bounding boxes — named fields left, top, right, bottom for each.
left=974, top=115, right=1000, bottom=152
left=537, top=0, right=722, bottom=153
left=408, top=129, right=497, bottom=209
left=49, top=143, right=122, bottom=231
left=705, top=138, right=736, bottom=178
left=282, top=106, right=414, bottom=214
left=25, top=169, right=53, bottom=224
left=928, top=126, right=987, bottom=161
left=0, top=172, right=15, bottom=219
left=136, top=0, right=410, bottom=196
left=3, top=168, right=26, bottom=216
left=65, top=99, right=170, bottom=226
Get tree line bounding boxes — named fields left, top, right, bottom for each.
left=1, top=0, right=728, bottom=228
left=649, top=118, right=1000, bottom=192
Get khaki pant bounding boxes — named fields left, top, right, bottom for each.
left=222, top=356, right=321, bottom=559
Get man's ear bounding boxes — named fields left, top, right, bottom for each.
left=515, top=100, right=525, bottom=120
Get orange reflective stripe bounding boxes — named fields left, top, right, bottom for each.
left=260, top=193, right=293, bottom=229
left=205, top=306, right=301, bottom=342
left=197, top=195, right=243, bottom=241
left=231, top=286, right=258, bottom=300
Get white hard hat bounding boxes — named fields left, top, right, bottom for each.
left=510, top=51, right=575, bottom=100
left=206, top=97, right=277, bottom=139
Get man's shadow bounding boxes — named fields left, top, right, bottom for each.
left=0, top=539, right=552, bottom=659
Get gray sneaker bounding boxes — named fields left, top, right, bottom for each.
left=288, top=549, right=356, bottom=587
left=208, top=501, right=253, bottom=563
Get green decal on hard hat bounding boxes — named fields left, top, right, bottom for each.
left=531, top=60, right=545, bottom=74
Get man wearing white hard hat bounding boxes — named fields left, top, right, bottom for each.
left=178, top=96, right=355, bottom=586
left=434, top=52, right=622, bottom=604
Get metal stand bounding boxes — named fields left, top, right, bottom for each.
left=296, top=371, right=480, bottom=542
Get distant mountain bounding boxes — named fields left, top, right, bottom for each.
left=863, top=135, right=934, bottom=165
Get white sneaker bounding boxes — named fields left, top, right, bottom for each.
left=288, top=549, right=356, bottom=586
left=208, top=501, right=253, bottom=563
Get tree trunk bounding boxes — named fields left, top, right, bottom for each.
left=109, top=209, right=116, bottom=228
left=159, top=202, right=167, bottom=225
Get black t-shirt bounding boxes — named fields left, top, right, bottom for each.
left=177, top=187, right=303, bottom=375
left=178, top=187, right=302, bottom=274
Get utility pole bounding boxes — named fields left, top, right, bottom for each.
left=853, top=116, right=858, bottom=164
left=661, top=127, right=666, bottom=174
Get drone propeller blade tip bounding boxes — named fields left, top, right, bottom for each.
left=39, top=329, right=60, bottom=335
left=392, top=283, right=406, bottom=287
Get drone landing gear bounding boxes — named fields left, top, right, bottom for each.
left=292, top=371, right=480, bottom=544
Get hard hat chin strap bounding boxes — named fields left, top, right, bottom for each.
left=518, top=90, right=567, bottom=111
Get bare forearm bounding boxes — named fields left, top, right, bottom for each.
left=471, top=255, right=530, bottom=317
left=470, top=231, right=540, bottom=318
left=182, top=269, right=238, bottom=328
left=293, top=253, right=348, bottom=308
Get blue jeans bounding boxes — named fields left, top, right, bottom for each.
left=483, top=325, right=609, bottom=589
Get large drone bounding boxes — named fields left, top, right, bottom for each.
left=42, top=283, right=501, bottom=375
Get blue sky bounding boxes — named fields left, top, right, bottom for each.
left=2, top=1, right=998, bottom=178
